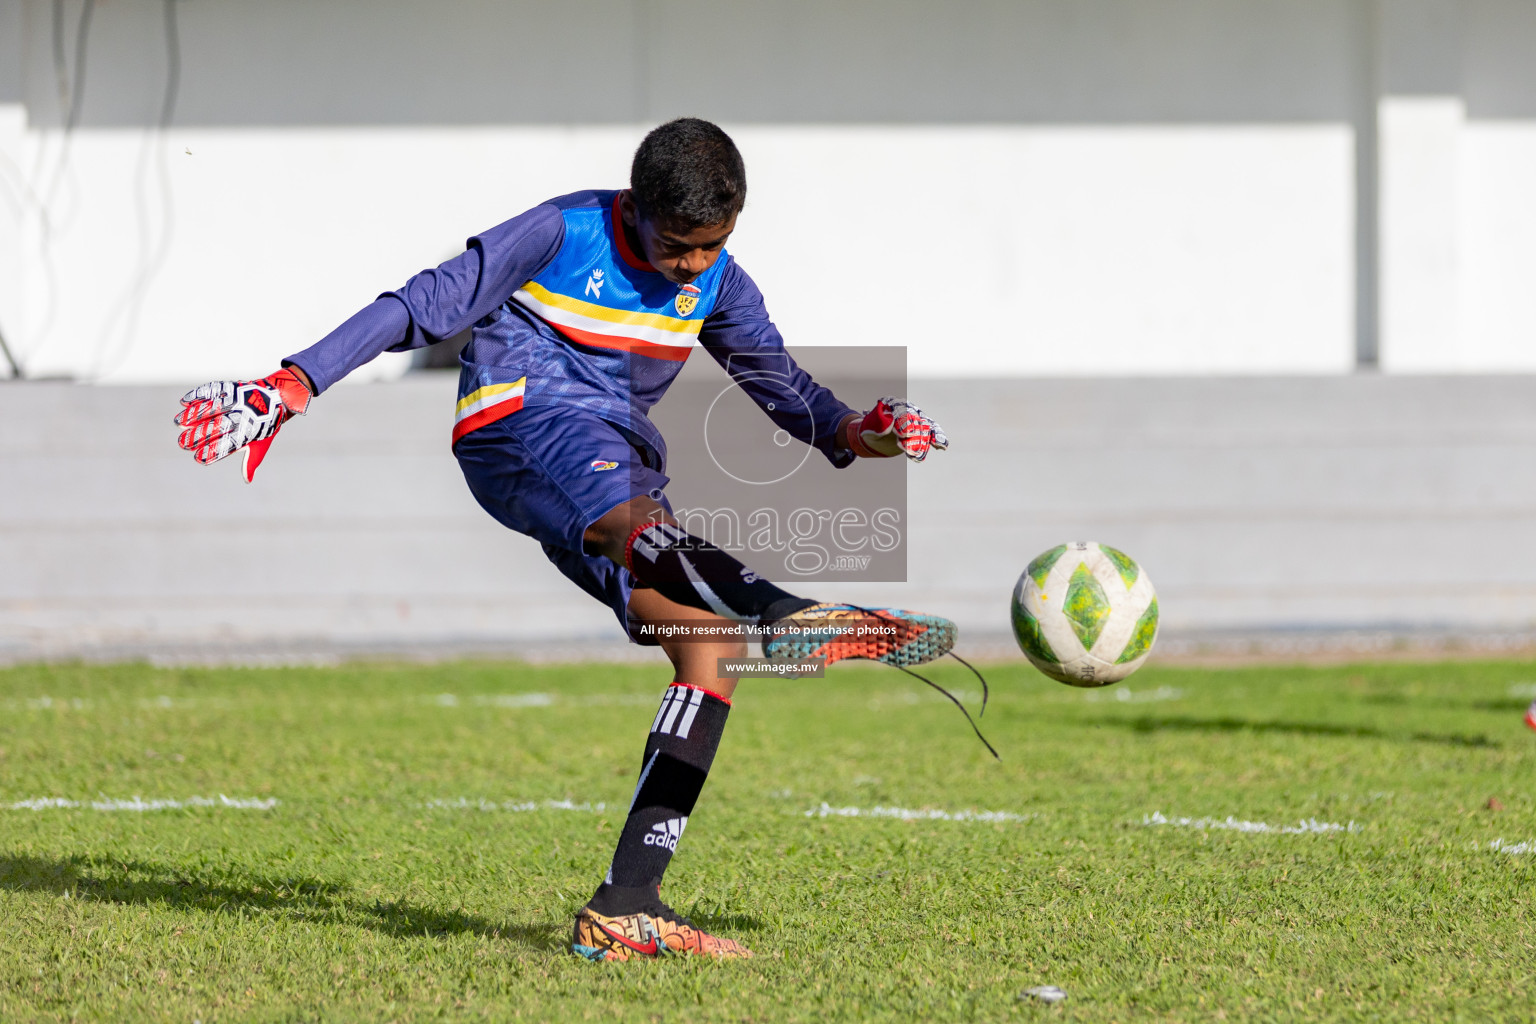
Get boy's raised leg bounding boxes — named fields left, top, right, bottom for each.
left=583, top=496, right=958, bottom=668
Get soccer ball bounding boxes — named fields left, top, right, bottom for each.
left=1011, top=541, right=1159, bottom=686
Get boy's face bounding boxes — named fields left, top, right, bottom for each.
left=620, top=192, right=738, bottom=287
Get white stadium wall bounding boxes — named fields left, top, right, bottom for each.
left=5, top=0, right=1536, bottom=657
left=8, top=0, right=1535, bottom=382
left=8, top=374, right=1536, bottom=663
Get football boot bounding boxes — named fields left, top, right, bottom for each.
left=571, top=901, right=753, bottom=961
left=762, top=602, right=956, bottom=668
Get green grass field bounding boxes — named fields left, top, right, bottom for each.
left=2, top=656, right=1533, bottom=1022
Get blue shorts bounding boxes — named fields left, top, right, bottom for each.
left=454, top=405, right=672, bottom=643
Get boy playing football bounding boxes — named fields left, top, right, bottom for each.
left=174, top=118, right=953, bottom=960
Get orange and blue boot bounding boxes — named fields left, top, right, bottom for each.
left=762, top=602, right=956, bottom=668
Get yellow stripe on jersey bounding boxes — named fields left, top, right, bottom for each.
left=455, top=377, right=526, bottom=419
left=518, top=281, right=704, bottom=336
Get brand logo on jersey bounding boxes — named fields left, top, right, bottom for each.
left=585, top=268, right=605, bottom=299
left=674, top=283, right=701, bottom=317
left=643, top=817, right=688, bottom=851
left=590, top=459, right=619, bottom=472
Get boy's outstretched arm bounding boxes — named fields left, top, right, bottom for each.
left=840, top=397, right=949, bottom=461
left=174, top=367, right=316, bottom=483
left=173, top=204, right=564, bottom=480
left=699, top=259, right=948, bottom=466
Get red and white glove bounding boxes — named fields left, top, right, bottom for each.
left=843, top=397, right=949, bottom=462
left=174, top=368, right=312, bottom=483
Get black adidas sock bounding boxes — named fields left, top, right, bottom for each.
left=589, top=682, right=731, bottom=916
left=624, top=522, right=817, bottom=624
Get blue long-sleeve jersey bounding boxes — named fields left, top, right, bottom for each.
left=284, top=190, right=856, bottom=469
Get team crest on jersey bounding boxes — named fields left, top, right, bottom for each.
left=674, top=284, right=701, bottom=317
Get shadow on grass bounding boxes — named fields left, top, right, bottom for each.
left=0, top=853, right=566, bottom=951
left=1468, top=700, right=1533, bottom=713
left=1103, top=715, right=1497, bottom=748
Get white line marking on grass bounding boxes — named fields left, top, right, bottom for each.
left=424, top=798, right=606, bottom=813
left=7, top=795, right=278, bottom=811
left=1490, top=838, right=1535, bottom=856
left=867, top=690, right=983, bottom=710
left=5, top=696, right=91, bottom=711
left=8, top=798, right=80, bottom=810
left=1143, top=811, right=1360, bottom=834
left=1507, top=683, right=1536, bottom=698
left=427, top=692, right=656, bottom=708
left=806, top=802, right=1035, bottom=823
left=473, top=693, right=555, bottom=707
left=1082, top=686, right=1184, bottom=703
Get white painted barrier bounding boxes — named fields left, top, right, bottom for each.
left=4, top=373, right=1535, bottom=662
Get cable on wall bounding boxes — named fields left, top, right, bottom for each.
left=11, top=0, right=97, bottom=378
left=92, top=0, right=183, bottom=380
left=0, top=319, right=22, bottom=379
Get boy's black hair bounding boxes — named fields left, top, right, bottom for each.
left=630, top=118, right=746, bottom=228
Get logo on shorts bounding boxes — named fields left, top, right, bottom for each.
left=590, top=460, right=619, bottom=472
left=675, top=283, right=701, bottom=317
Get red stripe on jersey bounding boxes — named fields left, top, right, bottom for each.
left=553, top=322, right=693, bottom=362
left=450, top=394, right=525, bottom=446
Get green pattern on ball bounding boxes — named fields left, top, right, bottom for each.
left=1100, top=544, right=1141, bottom=590
left=1116, top=597, right=1159, bottom=665
left=1011, top=600, right=1059, bottom=665
left=1027, top=544, right=1068, bottom=588
left=1063, top=562, right=1111, bottom=652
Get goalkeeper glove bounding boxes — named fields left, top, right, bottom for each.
left=174, top=367, right=312, bottom=483
left=843, top=397, right=949, bottom=462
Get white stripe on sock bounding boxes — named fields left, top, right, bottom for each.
left=679, top=552, right=747, bottom=622
left=631, top=536, right=661, bottom=563
left=626, top=750, right=660, bottom=814
left=675, top=688, right=704, bottom=739
left=650, top=690, right=676, bottom=733
left=659, top=690, right=687, bottom=734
